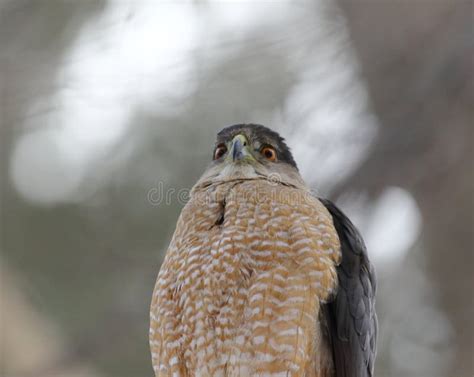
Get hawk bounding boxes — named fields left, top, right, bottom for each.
left=150, top=124, right=377, bottom=377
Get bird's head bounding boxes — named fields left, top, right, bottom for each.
left=194, top=124, right=306, bottom=189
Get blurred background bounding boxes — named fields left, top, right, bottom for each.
left=0, top=1, right=472, bottom=376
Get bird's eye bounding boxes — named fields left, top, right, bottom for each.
left=261, top=146, right=277, bottom=162
left=214, top=144, right=227, bottom=160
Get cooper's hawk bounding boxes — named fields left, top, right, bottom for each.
left=150, top=124, right=377, bottom=377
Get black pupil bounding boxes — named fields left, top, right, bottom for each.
left=216, top=147, right=225, bottom=158
left=265, top=149, right=273, bottom=158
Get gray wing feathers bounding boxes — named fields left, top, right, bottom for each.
left=320, top=199, right=377, bottom=377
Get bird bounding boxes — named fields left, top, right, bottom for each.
left=150, top=123, right=377, bottom=377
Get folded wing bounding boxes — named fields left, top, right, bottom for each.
left=320, top=199, right=378, bottom=377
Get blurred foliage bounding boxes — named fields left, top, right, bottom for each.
left=1, top=1, right=472, bottom=377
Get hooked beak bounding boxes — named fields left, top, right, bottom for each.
left=228, top=134, right=253, bottom=162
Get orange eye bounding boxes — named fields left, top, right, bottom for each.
left=214, top=144, right=227, bottom=160
left=261, top=146, right=277, bottom=161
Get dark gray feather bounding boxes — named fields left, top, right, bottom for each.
left=320, top=199, right=378, bottom=377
